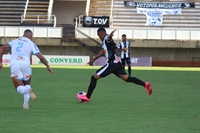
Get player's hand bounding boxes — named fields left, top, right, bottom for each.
left=0, top=63, right=3, bottom=71
left=47, top=66, right=53, bottom=74
left=123, top=48, right=128, bottom=51
left=110, top=29, right=117, bottom=37
left=87, top=58, right=95, bottom=65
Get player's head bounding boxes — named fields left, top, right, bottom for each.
left=122, top=34, right=126, bottom=41
left=23, top=29, right=33, bottom=40
left=97, top=27, right=107, bottom=41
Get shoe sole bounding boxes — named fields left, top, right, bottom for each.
left=148, top=88, right=152, bottom=95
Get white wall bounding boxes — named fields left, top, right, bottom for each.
left=0, top=26, right=62, bottom=38
left=76, top=28, right=200, bottom=41
left=53, top=1, right=86, bottom=24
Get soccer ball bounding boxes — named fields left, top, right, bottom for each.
left=76, top=91, right=86, bottom=102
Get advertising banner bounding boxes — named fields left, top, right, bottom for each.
left=83, top=16, right=109, bottom=27
left=93, top=57, right=152, bottom=66
left=2, top=55, right=11, bottom=65
left=32, top=55, right=90, bottom=66
left=124, top=1, right=195, bottom=8
left=124, top=1, right=194, bottom=26
left=137, top=8, right=182, bottom=26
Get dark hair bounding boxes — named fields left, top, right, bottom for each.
left=24, top=29, right=32, bottom=33
left=97, top=27, right=106, bottom=32
left=122, top=34, right=126, bottom=37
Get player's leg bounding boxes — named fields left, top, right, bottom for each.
left=114, top=64, right=152, bottom=95
left=78, top=73, right=100, bottom=102
left=121, top=58, right=125, bottom=70
left=85, top=73, right=100, bottom=100
left=11, top=65, right=30, bottom=93
left=78, top=63, right=114, bottom=102
left=22, top=79, right=31, bottom=109
left=10, top=65, right=31, bottom=109
left=21, top=65, right=37, bottom=102
left=126, top=57, right=132, bottom=76
left=120, top=74, right=145, bottom=87
left=86, top=63, right=116, bottom=99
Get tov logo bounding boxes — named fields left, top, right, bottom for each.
left=93, top=18, right=108, bottom=25
left=84, top=16, right=108, bottom=26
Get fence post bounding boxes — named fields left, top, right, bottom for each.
left=37, top=15, right=39, bottom=24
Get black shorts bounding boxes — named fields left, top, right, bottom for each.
left=96, top=63, right=127, bottom=78
left=121, top=57, right=131, bottom=65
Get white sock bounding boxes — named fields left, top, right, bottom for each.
left=24, top=85, right=31, bottom=106
left=24, top=94, right=30, bottom=106
left=25, top=85, right=31, bottom=89
left=17, top=86, right=30, bottom=94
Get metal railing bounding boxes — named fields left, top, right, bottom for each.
left=23, top=0, right=29, bottom=19
left=85, top=0, right=91, bottom=16
left=21, top=14, right=57, bottom=27
left=75, top=15, right=84, bottom=28
left=48, top=0, right=54, bottom=22
left=75, top=28, right=101, bottom=47
left=110, top=0, right=114, bottom=28
left=75, top=28, right=101, bottom=54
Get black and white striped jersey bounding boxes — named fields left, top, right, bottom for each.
left=117, top=41, right=131, bottom=58
left=102, top=34, right=118, bottom=63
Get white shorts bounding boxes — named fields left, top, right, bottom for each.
left=10, top=64, right=32, bottom=81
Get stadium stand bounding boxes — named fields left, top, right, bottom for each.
left=24, top=0, right=49, bottom=24
left=88, top=0, right=112, bottom=16
left=112, top=0, right=200, bottom=28
left=0, top=0, right=26, bottom=26
left=58, top=24, right=75, bottom=42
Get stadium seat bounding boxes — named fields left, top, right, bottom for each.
left=88, top=0, right=112, bottom=16
left=24, top=0, right=49, bottom=24
left=0, top=0, right=26, bottom=26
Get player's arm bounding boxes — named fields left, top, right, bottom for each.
left=31, top=43, right=53, bottom=74
left=88, top=49, right=104, bottom=65
left=117, top=43, right=122, bottom=52
left=107, top=29, right=116, bottom=42
left=117, top=47, right=128, bottom=52
left=35, top=53, right=53, bottom=74
left=0, top=44, right=10, bottom=70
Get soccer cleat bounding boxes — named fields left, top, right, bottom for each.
left=23, top=104, right=29, bottom=110
left=77, top=94, right=90, bottom=103
left=145, top=82, right=152, bottom=95
left=29, top=88, right=37, bottom=102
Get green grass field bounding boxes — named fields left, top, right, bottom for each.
left=0, top=66, right=199, bottom=133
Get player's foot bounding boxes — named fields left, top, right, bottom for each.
left=145, top=82, right=152, bottom=95
left=78, top=94, right=90, bottom=102
left=23, top=104, right=29, bottom=110
left=29, top=88, right=37, bottom=102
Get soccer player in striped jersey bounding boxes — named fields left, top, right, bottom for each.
left=77, top=28, right=152, bottom=102
left=0, top=29, right=53, bottom=109
left=117, top=34, right=132, bottom=76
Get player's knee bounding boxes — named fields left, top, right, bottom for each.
left=91, top=75, right=97, bottom=81
left=119, top=74, right=128, bottom=81
left=93, top=73, right=100, bottom=80
left=125, top=77, right=131, bottom=82
left=13, top=83, right=23, bottom=90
